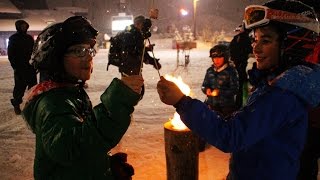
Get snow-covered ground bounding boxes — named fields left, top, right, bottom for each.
left=0, top=44, right=230, bottom=179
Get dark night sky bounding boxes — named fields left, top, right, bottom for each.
left=9, top=0, right=319, bottom=19
left=10, top=0, right=320, bottom=12
left=8, top=0, right=320, bottom=35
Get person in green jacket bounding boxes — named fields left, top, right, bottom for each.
left=22, top=16, right=144, bottom=180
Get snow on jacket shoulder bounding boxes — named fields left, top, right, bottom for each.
left=22, top=78, right=141, bottom=180
left=175, top=64, right=320, bottom=180
left=271, top=64, right=320, bottom=108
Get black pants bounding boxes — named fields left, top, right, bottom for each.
left=297, top=126, right=320, bottom=180
left=11, top=68, right=37, bottom=106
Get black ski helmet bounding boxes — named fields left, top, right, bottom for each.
left=244, top=0, right=319, bottom=63
left=209, top=44, right=230, bottom=62
left=30, top=16, right=98, bottom=82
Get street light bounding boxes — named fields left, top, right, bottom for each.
left=180, top=8, right=189, bottom=16
left=193, top=0, right=199, bottom=40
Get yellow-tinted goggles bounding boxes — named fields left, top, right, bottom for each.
left=244, top=5, right=319, bottom=34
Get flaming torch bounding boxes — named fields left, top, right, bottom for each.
left=163, top=74, right=199, bottom=180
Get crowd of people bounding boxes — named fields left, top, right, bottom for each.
left=5, top=0, right=320, bottom=179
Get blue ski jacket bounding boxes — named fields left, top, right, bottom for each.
left=175, top=64, right=320, bottom=180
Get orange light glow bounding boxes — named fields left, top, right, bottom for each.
left=170, top=112, right=188, bottom=130
left=164, top=75, right=190, bottom=95
left=164, top=74, right=191, bottom=131
left=211, top=89, right=219, bottom=96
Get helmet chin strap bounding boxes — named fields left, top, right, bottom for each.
left=278, top=35, right=290, bottom=71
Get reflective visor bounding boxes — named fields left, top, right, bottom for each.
left=210, top=52, right=224, bottom=58
left=244, top=5, right=319, bottom=34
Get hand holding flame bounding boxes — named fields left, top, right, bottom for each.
left=157, top=76, right=184, bottom=105
left=206, top=88, right=219, bottom=96
left=121, top=75, right=144, bottom=94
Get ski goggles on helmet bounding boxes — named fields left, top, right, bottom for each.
left=244, top=5, right=319, bottom=34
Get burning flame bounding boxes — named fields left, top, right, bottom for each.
left=170, top=112, right=188, bottom=130
left=164, top=74, right=190, bottom=131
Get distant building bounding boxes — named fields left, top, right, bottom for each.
left=0, top=0, right=88, bottom=55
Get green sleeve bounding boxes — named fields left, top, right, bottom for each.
left=93, top=78, right=141, bottom=148
left=36, top=78, right=141, bottom=166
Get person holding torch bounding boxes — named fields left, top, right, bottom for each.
left=22, top=16, right=143, bottom=180
left=157, top=0, right=320, bottom=179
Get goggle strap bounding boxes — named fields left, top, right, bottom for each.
left=266, top=9, right=313, bottom=23
left=285, top=31, right=312, bottom=51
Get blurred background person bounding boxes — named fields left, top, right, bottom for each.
left=107, top=15, right=161, bottom=76
left=200, top=44, right=239, bottom=151
left=297, top=8, right=320, bottom=180
left=202, top=44, right=239, bottom=117
left=7, top=20, right=37, bottom=115
left=229, top=24, right=252, bottom=109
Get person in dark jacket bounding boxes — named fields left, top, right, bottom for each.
left=157, top=0, right=320, bottom=179
left=202, top=44, right=239, bottom=117
left=108, top=15, right=161, bottom=76
left=22, top=16, right=144, bottom=180
left=297, top=106, right=320, bottom=180
left=297, top=19, right=320, bottom=179
left=7, top=20, right=37, bottom=115
left=229, top=26, right=252, bottom=109
left=199, top=44, right=239, bottom=151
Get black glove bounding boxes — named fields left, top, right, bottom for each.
left=110, top=152, right=134, bottom=180
left=144, top=52, right=161, bottom=70
left=146, top=44, right=155, bottom=51
left=152, top=58, right=161, bottom=70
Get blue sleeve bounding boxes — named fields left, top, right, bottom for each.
left=175, top=87, right=306, bottom=152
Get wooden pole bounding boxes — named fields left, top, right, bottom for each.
left=164, top=121, right=199, bottom=180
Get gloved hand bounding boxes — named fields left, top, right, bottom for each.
left=146, top=44, right=155, bottom=51
left=110, top=152, right=134, bottom=180
left=144, top=52, right=161, bottom=70
left=157, top=76, right=184, bottom=105
left=121, top=75, right=144, bottom=94
left=152, top=58, right=161, bottom=70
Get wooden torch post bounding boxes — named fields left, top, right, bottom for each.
left=164, top=121, right=199, bottom=180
